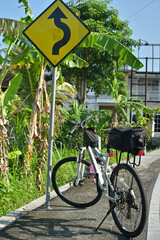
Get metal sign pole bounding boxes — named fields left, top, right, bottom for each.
left=46, top=67, right=57, bottom=208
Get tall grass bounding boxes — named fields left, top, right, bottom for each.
left=0, top=144, right=78, bottom=217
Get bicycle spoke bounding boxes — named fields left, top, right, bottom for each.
left=52, top=157, right=102, bottom=208
left=109, top=164, right=146, bottom=238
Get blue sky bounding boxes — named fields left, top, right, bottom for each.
left=112, top=0, right=160, bottom=44
left=0, top=0, right=160, bottom=66
left=111, top=0, right=160, bottom=71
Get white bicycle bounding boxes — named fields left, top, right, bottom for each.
left=52, top=115, right=146, bottom=238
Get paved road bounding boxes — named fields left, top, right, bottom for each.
left=0, top=149, right=160, bottom=240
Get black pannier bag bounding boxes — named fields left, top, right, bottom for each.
left=107, top=127, right=146, bottom=155
left=83, top=127, right=99, bottom=148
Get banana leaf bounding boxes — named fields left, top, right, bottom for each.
left=1, top=73, right=22, bottom=117
left=80, top=32, right=143, bottom=70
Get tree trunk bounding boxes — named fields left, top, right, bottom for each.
left=25, top=64, right=45, bottom=175
left=108, top=108, right=118, bottom=128
left=36, top=79, right=50, bottom=191
left=80, top=68, right=87, bottom=105
left=0, top=115, right=9, bottom=182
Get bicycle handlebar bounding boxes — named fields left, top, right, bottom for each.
left=69, top=125, right=79, bottom=135
left=81, top=115, right=93, bottom=124
left=67, top=115, right=93, bottom=136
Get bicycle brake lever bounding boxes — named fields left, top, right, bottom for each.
left=75, top=146, right=79, bottom=151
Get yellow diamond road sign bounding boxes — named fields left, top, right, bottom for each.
left=23, top=0, right=91, bottom=67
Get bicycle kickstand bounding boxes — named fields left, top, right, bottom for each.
left=95, top=203, right=116, bottom=232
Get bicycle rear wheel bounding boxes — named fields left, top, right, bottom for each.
left=52, top=157, right=102, bottom=208
left=109, top=163, right=146, bottom=238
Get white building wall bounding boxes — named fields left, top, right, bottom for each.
left=86, top=90, right=115, bottom=110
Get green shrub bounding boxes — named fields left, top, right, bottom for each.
left=55, top=108, right=112, bottom=149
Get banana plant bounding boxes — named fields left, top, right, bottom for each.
left=0, top=70, right=22, bottom=182
left=0, top=34, right=23, bottom=181
left=0, top=73, right=22, bottom=117
left=80, top=32, right=143, bottom=70
left=0, top=16, right=85, bottom=176
left=0, top=6, right=87, bottom=179
left=61, top=100, right=84, bottom=122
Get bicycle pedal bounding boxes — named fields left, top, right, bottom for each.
left=89, top=174, right=96, bottom=179
left=84, top=172, right=96, bottom=178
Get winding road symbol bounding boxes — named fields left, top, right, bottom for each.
left=48, top=7, right=71, bottom=55
left=23, top=0, right=90, bottom=67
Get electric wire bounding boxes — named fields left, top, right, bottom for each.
left=126, top=0, right=157, bottom=20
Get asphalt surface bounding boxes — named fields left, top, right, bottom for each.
left=0, top=149, right=160, bottom=240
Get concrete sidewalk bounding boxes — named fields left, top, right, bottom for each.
left=147, top=173, right=160, bottom=240
left=0, top=149, right=160, bottom=239
left=135, top=149, right=160, bottom=240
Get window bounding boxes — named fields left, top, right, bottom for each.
left=148, top=79, right=159, bottom=101
left=137, top=78, right=145, bottom=99
left=155, top=113, right=160, bottom=132
left=137, top=78, right=160, bottom=101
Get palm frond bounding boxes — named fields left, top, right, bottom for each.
left=62, top=54, right=88, bottom=68
left=116, top=105, right=131, bottom=125
left=57, top=82, right=76, bottom=97
left=18, top=0, right=34, bottom=21
left=80, top=32, right=143, bottom=70
left=0, top=18, right=27, bottom=38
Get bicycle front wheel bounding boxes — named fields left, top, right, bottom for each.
left=52, top=157, right=102, bottom=208
left=109, top=163, right=146, bottom=238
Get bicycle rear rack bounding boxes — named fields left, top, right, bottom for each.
left=116, top=150, right=142, bottom=168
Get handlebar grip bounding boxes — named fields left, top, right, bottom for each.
left=67, top=125, right=78, bottom=136
left=85, top=115, right=93, bottom=121
left=66, top=115, right=93, bottom=137
left=81, top=115, right=93, bottom=125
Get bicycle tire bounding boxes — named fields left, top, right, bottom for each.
left=52, top=157, right=102, bottom=208
left=109, top=163, right=146, bottom=238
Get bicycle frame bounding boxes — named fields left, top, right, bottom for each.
left=76, top=145, right=119, bottom=203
